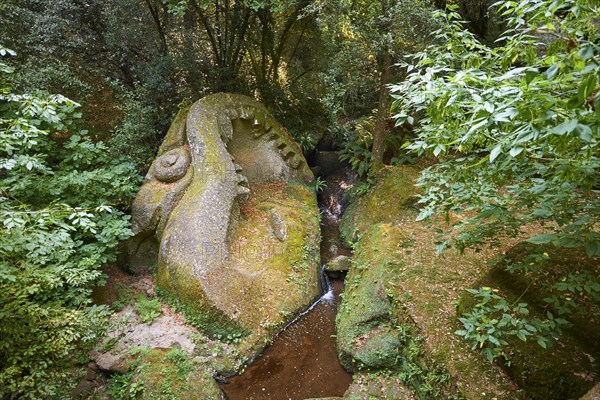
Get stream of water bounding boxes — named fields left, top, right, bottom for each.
left=220, top=170, right=354, bottom=400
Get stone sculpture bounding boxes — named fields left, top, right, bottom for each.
left=128, top=93, right=320, bottom=351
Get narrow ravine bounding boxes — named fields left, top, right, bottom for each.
left=219, top=169, right=355, bottom=400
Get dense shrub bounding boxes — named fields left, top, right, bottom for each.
left=0, top=46, right=140, bottom=399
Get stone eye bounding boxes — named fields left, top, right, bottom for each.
left=152, top=148, right=190, bottom=183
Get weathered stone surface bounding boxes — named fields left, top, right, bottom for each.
left=152, top=147, right=191, bottom=183
left=128, top=93, right=320, bottom=357
left=340, top=165, right=420, bottom=246
left=581, top=382, right=600, bottom=400
left=91, top=304, right=200, bottom=375
left=304, top=398, right=344, bottom=400
left=339, top=164, right=600, bottom=399
left=325, top=255, right=351, bottom=272
left=336, top=240, right=402, bottom=371
left=92, top=351, right=129, bottom=374
left=337, top=165, right=512, bottom=399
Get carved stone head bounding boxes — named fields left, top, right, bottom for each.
left=128, top=94, right=319, bottom=345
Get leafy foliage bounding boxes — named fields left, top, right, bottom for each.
left=133, top=294, right=163, bottom=325
left=455, top=287, right=570, bottom=363
left=391, top=0, right=599, bottom=360
left=340, top=113, right=405, bottom=179
left=0, top=46, right=140, bottom=398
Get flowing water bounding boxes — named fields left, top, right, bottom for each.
left=220, top=169, right=354, bottom=400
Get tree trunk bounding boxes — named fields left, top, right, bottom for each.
left=371, top=50, right=392, bottom=173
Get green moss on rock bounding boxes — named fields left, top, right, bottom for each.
left=340, top=165, right=420, bottom=245
left=338, top=165, right=523, bottom=400
left=343, top=372, right=416, bottom=400
left=337, top=225, right=404, bottom=371
left=135, top=348, right=225, bottom=400
left=130, top=94, right=320, bottom=362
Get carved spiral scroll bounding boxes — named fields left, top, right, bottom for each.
left=152, top=148, right=191, bottom=183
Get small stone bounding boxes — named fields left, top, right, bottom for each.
left=93, top=352, right=120, bottom=372
left=84, top=367, right=97, bottom=381
left=269, top=209, right=287, bottom=242
left=71, top=379, right=97, bottom=398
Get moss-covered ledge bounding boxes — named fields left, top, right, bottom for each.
left=338, top=165, right=524, bottom=400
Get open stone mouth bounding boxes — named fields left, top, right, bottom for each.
left=133, top=97, right=313, bottom=239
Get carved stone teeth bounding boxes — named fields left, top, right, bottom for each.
left=234, top=163, right=243, bottom=172
left=282, top=149, right=295, bottom=160
left=277, top=141, right=287, bottom=150
left=252, top=129, right=264, bottom=138
left=237, top=174, right=248, bottom=185
left=288, top=155, right=302, bottom=169
left=239, top=107, right=254, bottom=120
left=251, top=120, right=264, bottom=138
left=218, top=117, right=233, bottom=142
left=227, top=109, right=239, bottom=120
left=236, top=186, right=251, bottom=202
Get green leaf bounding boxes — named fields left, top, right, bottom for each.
left=546, top=64, right=559, bottom=79
left=526, top=234, right=556, bottom=244
left=578, top=45, right=594, bottom=61
left=537, top=337, right=547, bottom=349
left=584, top=241, right=600, bottom=257
left=552, top=119, right=577, bottom=135
left=489, top=145, right=502, bottom=163
left=578, top=74, right=596, bottom=103
left=509, top=147, right=523, bottom=157
left=525, top=69, right=538, bottom=84
left=575, top=124, right=592, bottom=142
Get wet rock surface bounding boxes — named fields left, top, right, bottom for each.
left=325, top=255, right=352, bottom=272
left=134, top=348, right=226, bottom=400
left=344, top=373, right=416, bottom=400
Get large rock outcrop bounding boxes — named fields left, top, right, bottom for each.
left=127, top=93, right=320, bottom=351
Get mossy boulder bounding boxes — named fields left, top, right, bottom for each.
left=336, top=226, right=404, bottom=371
left=129, top=94, right=320, bottom=359
left=337, top=166, right=422, bottom=373
left=344, top=373, right=416, bottom=400
left=340, top=164, right=600, bottom=399
left=134, top=348, right=225, bottom=400
left=340, top=165, right=420, bottom=245
left=325, top=255, right=352, bottom=272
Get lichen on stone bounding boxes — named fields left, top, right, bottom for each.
left=127, top=93, right=320, bottom=361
